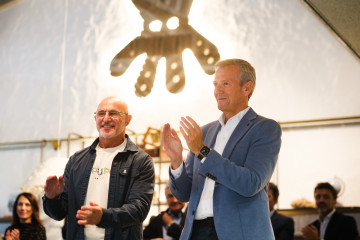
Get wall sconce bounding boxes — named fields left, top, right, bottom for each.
left=110, top=0, right=220, bottom=97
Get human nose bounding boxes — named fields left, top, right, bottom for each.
left=214, top=84, right=223, bottom=94
left=317, top=196, right=326, bottom=203
left=103, top=112, right=112, bottom=120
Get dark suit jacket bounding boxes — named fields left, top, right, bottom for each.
left=311, top=210, right=359, bottom=240
left=143, top=209, right=185, bottom=240
left=271, top=210, right=294, bottom=240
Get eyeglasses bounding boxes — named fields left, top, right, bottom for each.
left=94, top=111, right=128, bottom=118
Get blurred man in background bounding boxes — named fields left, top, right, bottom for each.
left=301, top=182, right=359, bottom=240
left=143, top=185, right=186, bottom=240
left=268, top=182, right=294, bottom=240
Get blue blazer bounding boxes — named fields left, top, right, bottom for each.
left=169, top=108, right=282, bottom=240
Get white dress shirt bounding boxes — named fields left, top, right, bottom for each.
left=171, top=107, right=250, bottom=220
left=319, top=208, right=336, bottom=239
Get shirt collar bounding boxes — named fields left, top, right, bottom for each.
left=218, top=107, right=250, bottom=127
left=270, top=210, right=275, bottom=217
left=167, top=208, right=183, bottom=219
left=319, top=208, right=336, bottom=222
left=96, top=138, right=127, bottom=152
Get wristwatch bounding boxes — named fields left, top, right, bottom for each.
left=197, top=145, right=211, bottom=160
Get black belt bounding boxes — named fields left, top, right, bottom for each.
left=193, top=217, right=215, bottom=227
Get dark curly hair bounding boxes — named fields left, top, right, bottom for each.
left=314, top=182, right=338, bottom=200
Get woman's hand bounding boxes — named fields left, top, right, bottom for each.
left=5, top=229, right=20, bottom=240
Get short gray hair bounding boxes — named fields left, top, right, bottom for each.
left=215, top=59, right=256, bottom=99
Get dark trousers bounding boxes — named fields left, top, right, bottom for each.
left=190, top=218, right=218, bottom=240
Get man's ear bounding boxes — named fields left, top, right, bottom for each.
left=243, top=81, right=253, bottom=95
left=126, top=114, right=132, bottom=126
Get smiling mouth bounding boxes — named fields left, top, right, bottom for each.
left=101, top=123, right=115, bottom=128
left=216, top=94, right=227, bottom=101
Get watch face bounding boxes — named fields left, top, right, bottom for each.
left=200, top=146, right=210, bottom=156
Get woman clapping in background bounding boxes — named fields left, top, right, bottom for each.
left=4, top=192, right=46, bottom=240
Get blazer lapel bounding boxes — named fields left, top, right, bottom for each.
left=196, top=122, right=221, bottom=192
left=222, top=108, right=257, bottom=159
left=204, top=122, right=221, bottom=148
left=324, top=211, right=339, bottom=238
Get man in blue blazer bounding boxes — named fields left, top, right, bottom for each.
left=162, top=59, right=282, bottom=240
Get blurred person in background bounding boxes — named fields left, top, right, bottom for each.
left=143, top=185, right=186, bottom=240
left=268, top=182, right=294, bottom=240
left=4, top=192, right=46, bottom=240
left=301, top=182, right=359, bottom=240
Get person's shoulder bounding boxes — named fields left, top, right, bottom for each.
left=127, top=139, right=152, bottom=159
left=39, top=223, right=46, bottom=231
left=65, top=145, right=93, bottom=166
left=73, top=145, right=92, bottom=155
left=124, top=138, right=154, bottom=169
left=334, top=210, right=357, bottom=222
left=330, top=211, right=358, bottom=235
left=148, top=211, right=166, bottom=224
left=244, top=108, right=279, bottom=126
left=254, top=114, right=279, bottom=126
left=249, top=117, right=281, bottom=139
left=274, top=211, right=294, bottom=223
left=203, top=120, right=219, bottom=128
left=32, top=223, right=46, bottom=233
left=280, top=213, right=294, bottom=223
left=69, top=139, right=96, bottom=160
left=201, top=120, right=220, bottom=133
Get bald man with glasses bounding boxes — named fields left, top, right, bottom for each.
left=43, top=96, right=155, bottom=240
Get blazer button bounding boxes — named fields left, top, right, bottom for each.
left=192, top=210, right=195, bottom=215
